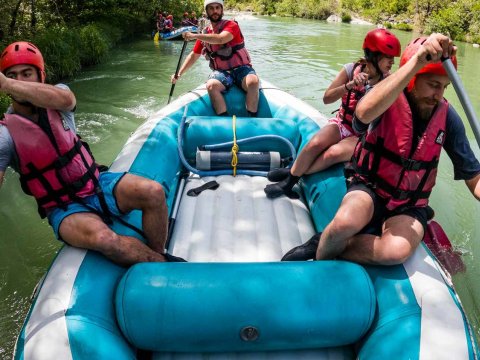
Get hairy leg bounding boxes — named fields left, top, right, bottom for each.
left=316, top=190, right=374, bottom=260
left=59, top=212, right=165, bottom=266
left=290, top=124, right=341, bottom=177
left=241, top=73, right=259, bottom=113
left=305, top=135, right=358, bottom=174
left=206, top=79, right=227, bottom=114
left=341, top=214, right=424, bottom=265
left=114, top=173, right=168, bottom=254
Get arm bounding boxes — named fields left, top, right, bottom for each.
left=465, top=174, right=480, bottom=200
left=171, top=51, right=201, bottom=84
left=184, top=30, right=233, bottom=45
left=443, top=106, right=480, bottom=200
left=0, top=72, right=76, bottom=112
left=323, top=67, right=369, bottom=104
left=355, top=33, right=454, bottom=125
left=323, top=68, right=349, bottom=104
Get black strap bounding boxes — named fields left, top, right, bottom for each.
left=360, top=137, right=437, bottom=171
left=20, top=140, right=82, bottom=181
left=187, top=180, right=220, bottom=197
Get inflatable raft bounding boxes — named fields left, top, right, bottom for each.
left=153, top=26, right=197, bottom=41
left=14, top=81, right=479, bottom=359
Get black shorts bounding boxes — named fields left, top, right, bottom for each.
left=347, top=181, right=432, bottom=236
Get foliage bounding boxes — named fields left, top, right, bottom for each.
left=394, top=23, right=413, bottom=31
left=0, top=94, right=10, bottom=114
left=341, top=12, right=352, bottom=23
left=78, top=25, right=109, bottom=66
left=33, top=26, right=82, bottom=82
left=424, top=4, right=465, bottom=39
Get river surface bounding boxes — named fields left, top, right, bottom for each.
left=1, top=14, right=480, bottom=357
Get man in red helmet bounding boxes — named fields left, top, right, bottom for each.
left=283, top=33, right=480, bottom=265
left=171, top=0, right=259, bottom=117
left=0, top=41, right=184, bottom=265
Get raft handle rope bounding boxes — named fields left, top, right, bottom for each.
left=177, top=106, right=297, bottom=177
left=231, top=114, right=239, bottom=176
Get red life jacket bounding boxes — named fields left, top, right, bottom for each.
left=202, top=20, right=251, bottom=71
left=2, top=109, right=99, bottom=216
left=350, top=93, right=448, bottom=210
left=336, top=62, right=367, bottom=133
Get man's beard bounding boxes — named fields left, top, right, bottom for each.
left=406, top=90, right=437, bottom=124
left=208, top=13, right=223, bottom=22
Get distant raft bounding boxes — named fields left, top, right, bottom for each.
left=154, top=26, right=197, bottom=41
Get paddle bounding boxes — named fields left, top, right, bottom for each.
left=442, top=57, right=480, bottom=147
left=168, top=40, right=188, bottom=104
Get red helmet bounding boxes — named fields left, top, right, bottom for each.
left=363, top=29, right=401, bottom=57
left=167, top=15, right=173, bottom=20
left=400, top=37, right=457, bottom=91
left=0, top=41, right=46, bottom=82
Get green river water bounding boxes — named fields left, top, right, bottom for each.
left=1, top=14, right=480, bottom=357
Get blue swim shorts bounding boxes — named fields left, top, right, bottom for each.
left=208, top=65, right=257, bottom=91
left=47, top=172, right=126, bottom=240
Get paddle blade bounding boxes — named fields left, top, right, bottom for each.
left=423, top=220, right=466, bottom=275
left=154, top=32, right=159, bottom=41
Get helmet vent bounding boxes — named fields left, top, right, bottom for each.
left=27, top=48, right=36, bottom=54
left=14, top=44, right=19, bottom=51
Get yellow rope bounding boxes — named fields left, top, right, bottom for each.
left=231, top=115, right=239, bottom=176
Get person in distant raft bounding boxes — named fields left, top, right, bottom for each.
left=265, top=29, right=401, bottom=199
left=171, top=0, right=259, bottom=117
left=0, top=41, right=185, bottom=265
left=282, top=33, right=480, bottom=265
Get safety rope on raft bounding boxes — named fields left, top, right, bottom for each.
left=231, top=115, right=239, bottom=176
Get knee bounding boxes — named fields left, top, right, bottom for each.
left=322, top=145, right=345, bottom=163
left=142, top=181, right=166, bottom=206
left=206, top=80, right=221, bottom=93
left=376, top=238, right=415, bottom=265
left=245, top=75, right=259, bottom=89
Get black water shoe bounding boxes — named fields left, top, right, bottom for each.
left=267, top=168, right=291, bottom=182
left=164, top=253, right=188, bottom=262
left=281, top=233, right=322, bottom=261
left=264, top=173, right=300, bottom=199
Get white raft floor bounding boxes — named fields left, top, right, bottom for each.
left=170, top=175, right=316, bottom=262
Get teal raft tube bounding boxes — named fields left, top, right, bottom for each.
left=14, top=81, right=479, bottom=359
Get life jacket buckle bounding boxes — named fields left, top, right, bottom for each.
left=401, top=158, right=421, bottom=171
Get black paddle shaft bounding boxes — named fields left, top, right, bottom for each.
left=168, top=40, right=188, bottom=104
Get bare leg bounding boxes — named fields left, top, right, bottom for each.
left=59, top=212, right=165, bottom=266
left=304, top=136, right=358, bottom=174
left=241, top=73, right=259, bottom=113
left=340, top=214, right=424, bottom=265
left=316, top=190, right=374, bottom=260
left=290, top=123, right=341, bottom=177
left=206, top=79, right=227, bottom=115
left=114, top=173, right=168, bottom=254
